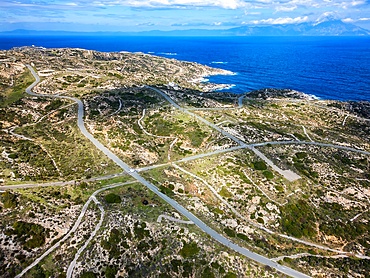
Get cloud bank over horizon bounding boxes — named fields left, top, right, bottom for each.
left=0, top=0, right=369, bottom=31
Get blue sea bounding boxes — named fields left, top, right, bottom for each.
left=1, top=35, right=369, bottom=101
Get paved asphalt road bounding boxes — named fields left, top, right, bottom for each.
left=21, top=65, right=310, bottom=277
left=147, top=86, right=247, bottom=146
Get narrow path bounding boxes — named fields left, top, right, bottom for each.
left=172, top=164, right=246, bottom=220
left=350, top=209, right=368, bottom=222
left=342, top=114, right=349, bottom=126
left=66, top=195, right=105, bottom=278
left=250, top=146, right=301, bottom=182
left=9, top=126, right=33, bottom=141
left=0, top=172, right=126, bottom=190
left=168, top=138, right=178, bottom=161
left=137, top=108, right=178, bottom=160
left=138, top=109, right=174, bottom=139
left=9, top=126, right=62, bottom=176
left=287, top=133, right=300, bottom=141
left=302, top=125, right=313, bottom=142
left=242, top=170, right=285, bottom=206
left=157, top=214, right=193, bottom=225
left=35, top=103, right=76, bottom=124
left=21, top=65, right=309, bottom=278
left=108, top=98, right=122, bottom=117
left=15, top=181, right=136, bottom=278
left=147, top=87, right=302, bottom=182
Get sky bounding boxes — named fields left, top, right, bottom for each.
left=1, top=0, right=370, bottom=32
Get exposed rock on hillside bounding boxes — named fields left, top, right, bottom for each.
left=246, top=88, right=316, bottom=100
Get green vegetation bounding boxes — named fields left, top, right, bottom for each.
left=104, top=193, right=121, bottom=204
left=224, top=272, right=238, bottom=278
left=320, top=220, right=368, bottom=242
left=253, top=161, right=267, bottom=171
left=179, top=242, right=200, bottom=258
left=295, top=152, right=307, bottom=160
left=292, top=151, right=319, bottom=179
left=237, top=233, right=250, bottom=242
left=105, top=266, right=118, bottom=278
left=318, top=202, right=369, bottom=242
left=10, top=221, right=48, bottom=248
left=280, top=200, right=316, bottom=239
left=223, top=228, right=236, bottom=238
left=301, top=256, right=370, bottom=277
left=159, top=185, right=174, bottom=196
left=16, top=119, right=120, bottom=181
left=219, top=186, right=232, bottom=198
left=80, top=271, right=97, bottom=278
left=134, top=221, right=150, bottom=240
left=1, top=191, right=18, bottom=208
left=44, top=99, right=67, bottom=112
left=201, top=266, right=215, bottom=278
left=0, top=68, right=34, bottom=107
left=101, top=228, right=129, bottom=259
left=262, top=170, right=274, bottom=180
left=8, top=140, right=59, bottom=180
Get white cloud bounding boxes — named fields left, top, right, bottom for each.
left=123, top=0, right=246, bottom=9
left=275, top=5, right=297, bottom=12
left=342, top=17, right=370, bottom=23
left=251, top=16, right=308, bottom=25
left=350, top=0, right=365, bottom=6
left=244, top=11, right=262, bottom=15
left=342, top=17, right=354, bottom=22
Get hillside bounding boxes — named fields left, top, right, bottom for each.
left=0, top=47, right=369, bottom=278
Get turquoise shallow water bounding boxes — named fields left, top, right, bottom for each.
left=1, top=35, right=369, bottom=101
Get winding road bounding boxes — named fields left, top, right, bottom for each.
left=21, top=66, right=310, bottom=277
left=15, top=181, right=136, bottom=278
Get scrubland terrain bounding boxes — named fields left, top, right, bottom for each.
left=0, top=47, right=369, bottom=278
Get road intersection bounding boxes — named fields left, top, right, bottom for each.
left=14, top=65, right=370, bottom=277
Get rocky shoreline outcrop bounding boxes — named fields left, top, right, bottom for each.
left=246, top=88, right=317, bottom=100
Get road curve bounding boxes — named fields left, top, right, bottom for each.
left=15, top=181, right=135, bottom=278
left=22, top=66, right=309, bottom=278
